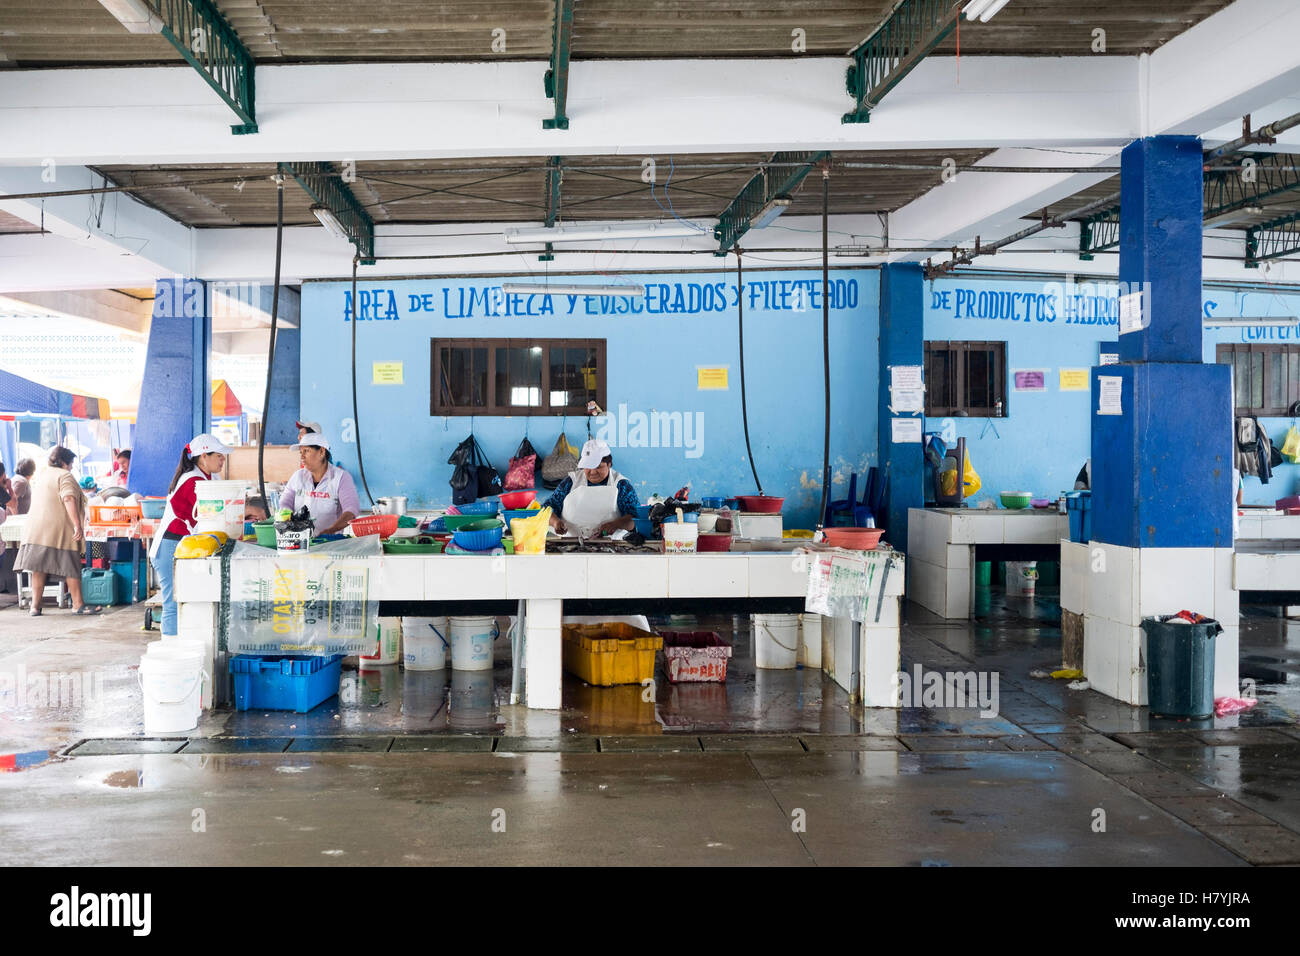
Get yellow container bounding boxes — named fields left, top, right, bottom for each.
left=562, top=623, right=663, bottom=687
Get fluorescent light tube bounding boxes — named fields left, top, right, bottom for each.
left=1204, top=206, right=1263, bottom=228
left=978, top=0, right=1012, bottom=22
left=1203, top=316, right=1299, bottom=327
left=97, top=0, right=164, bottom=34
left=311, top=205, right=349, bottom=241
left=500, top=283, right=646, bottom=298
left=752, top=197, right=791, bottom=229
left=504, top=220, right=711, bottom=244
left=964, top=0, right=996, bottom=20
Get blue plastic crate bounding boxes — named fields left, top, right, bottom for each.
left=1066, top=491, right=1092, bottom=544
left=229, top=654, right=344, bottom=713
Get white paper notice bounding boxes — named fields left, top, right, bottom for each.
left=1099, top=352, right=1119, bottom=366
left=1118, top=292, right=1146, bottom=335
left=1097, top=375, right=1123, bottom=415
left=891, top=418, right=923, bottom=443
left=891, top=365, right=923, bottom=390
left=892, top=387, right=924, bottom=413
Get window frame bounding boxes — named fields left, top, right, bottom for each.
left=923, top=340, right=1008, bottom=417
left=430, top=337, right=606, bottom=417
left=1216, top=343, right=1300, bottom=417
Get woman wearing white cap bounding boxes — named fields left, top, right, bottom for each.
left=149, top=433, right=231, bottom=636
left=544, top=438, right=639, bottom=537
left=280, top=433, right=361, bottom=535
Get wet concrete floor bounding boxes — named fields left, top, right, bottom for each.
left=2, top=587, right=1299, bottom=865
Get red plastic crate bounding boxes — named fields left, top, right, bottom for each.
left=349, top=514, right=399, bottom=539
left=661, top=631, right=733, bottom=683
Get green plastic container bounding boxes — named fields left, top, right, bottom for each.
left=976, top=561, right=991, bottom=587
left=1142, top=616, right=1220, bottom=718
left=81, top=568, right=121, bottom=606
left=253, top=520, right=277, bottom=547
left=444, top=514, right=497, bottom=531
left=383, top=537, right=445, bottom=555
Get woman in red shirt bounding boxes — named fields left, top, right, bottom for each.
left=148, top=434, right=230, bottom=636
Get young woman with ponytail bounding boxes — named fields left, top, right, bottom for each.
left=148, top=434, right=231, bottom=636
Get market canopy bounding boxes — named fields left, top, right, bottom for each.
left=211, top=379, right=244, bottom=417
left=0, top=368, right=110, bottom=419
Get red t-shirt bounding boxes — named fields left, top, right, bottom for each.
left=164, top=473, right=209, bottom=537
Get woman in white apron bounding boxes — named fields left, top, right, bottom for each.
left=279, top=433, right=361, bottom=535
left=545, top=438, right=637, bottom=537
left=149, top=434, right=231, bottom=636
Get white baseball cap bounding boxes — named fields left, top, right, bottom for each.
left=577, top=438, right=612, bottom=469
left=291, top=433, right=330, bottom=451
left=295, top=419, right=322, bottom=434
left=187, top=434, right=231, bottom=457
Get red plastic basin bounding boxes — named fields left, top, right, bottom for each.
left=733, top=495, right=784, bottom=513
left=823, top=527, right=885, bottom=550
left=499, top=490, right=539, bottom=510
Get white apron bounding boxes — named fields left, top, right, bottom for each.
left=286, top=464, right=349, bottom=533
left=559, top=468, right=624, bottom=537
left=149, top=469, right=208, bottom=560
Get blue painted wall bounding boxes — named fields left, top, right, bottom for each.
left=924, top=276, right=1300, bottom=506
left=298, top=269, right=880, bottom=529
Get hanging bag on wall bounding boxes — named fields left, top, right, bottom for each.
left=448, top=435, right=478, bottom=504
left=1281, top=425, right=1300, bottom=464
left=541, top=432, right=580, bottom=490
left=504, top=437, right=539, bottom=491
left=472, top=436, right=504, bottom=498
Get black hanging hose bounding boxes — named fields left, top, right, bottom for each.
left=351, top=256, right=375, bottom=506
left=735, top=249, right=762, bottom=495
left=256, top=176, right=284, bottom=512
left=816, top=168, right=832, bottom=530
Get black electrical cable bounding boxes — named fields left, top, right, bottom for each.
left=351, top=256, right=375, bottom=506
left=735, top=249, right=762, bottom=495
left=816, top=169, right=831, bottom=532
left=256, top=176, right=284, bottom=513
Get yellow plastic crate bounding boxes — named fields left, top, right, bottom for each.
left=562, top=623, right=663, bottom=687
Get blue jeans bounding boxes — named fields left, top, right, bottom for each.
left=151, top=536, right=181, bottom=636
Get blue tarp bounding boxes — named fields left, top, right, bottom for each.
left=0, top=368, right=62, bottom=416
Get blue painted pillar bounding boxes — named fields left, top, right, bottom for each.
left=878, top=262, right=925, bottom=552
left=265, top=326, right=300, bottom=445
left=1091, top=137, right=1233, bottom=549
left=128, top=279, right=211, bottom=497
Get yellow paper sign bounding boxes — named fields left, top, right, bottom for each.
left=697, top=367, right=728, bottom=390
left=372, top=362, right=404, bottom=385
left=1059, top=368, right=1089, bottom=391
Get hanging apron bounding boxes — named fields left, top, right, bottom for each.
left=287, top=465, right=349, bottom=532
left=149, top=469, right=208, bottom=560
left=559, top=468, right=624, bottom=537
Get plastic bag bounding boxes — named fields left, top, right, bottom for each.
left=505, top=437, right=538, bottom=491
left=509, top=507, right=552, bottom=554
left=1282, top=425, right=1300, bottom=464
left=939, top=453, right=982, bottom=498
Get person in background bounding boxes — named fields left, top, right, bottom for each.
left=106, top=449, right=131, bottom=484
left=545, top=438, right=639, bottom=537
left=296, top=419, right=322, bottom=441
left=148, top=434, right=231, bottom=636
left=11, top=458, right=35, bottom=515
left=280, top=434, right=360, bottom=535
left=0, top=462, right=13, bottom=516
left=14, top=446, right=100, bottom=616
left=1073, top=459, right=1091, bottom=491
left=244, top=496, right=269, bottom=522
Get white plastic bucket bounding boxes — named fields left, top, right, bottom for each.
left=450, top=616, right=498, bottom=671
left=149, top=638, right=212, bottom=709
left=448, top=669, right=496, bottom=730
left=753, top=613, right=799, bottom=669
left=139, top=653, right=205, bottom=734
left=361, top=617, right=402, bottom=668
left=193, top=480, right=246, bottom=540
left=799, top=613, right=823, bottom=668
left=276, top=527, right=310, bottom=553
left=402, top=616, right=449, bottom=671
left=663, top=522, right=698, bottom=554
left=1006, top=561, right=1038, bottom=597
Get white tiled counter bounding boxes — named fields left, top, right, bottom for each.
left=175, top=550, right=905, bottom=711
left=907, top=508, right=1069, bottom=618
